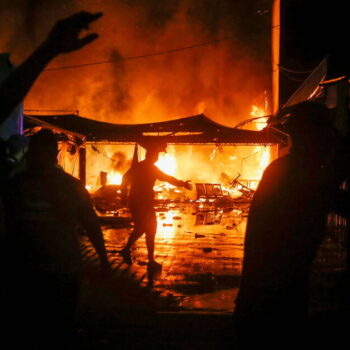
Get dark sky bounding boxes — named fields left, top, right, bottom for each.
left=280, top=0, right=348, bottom=104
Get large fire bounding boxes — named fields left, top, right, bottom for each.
left=155, top=152, right=177, bottom=177
left=0, top=2, right=271, bottom=128
left=79, top=105, right=274, bottom=198
left=7, top=2, right=274, bottom=205
left=7, top=3, right=273, bottom=196
left=107, top=171, right=123, bottom=185
left=250, top=104, right=271, bottom=179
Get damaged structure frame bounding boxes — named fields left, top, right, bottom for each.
left=24, top=113, right=285, bottom=187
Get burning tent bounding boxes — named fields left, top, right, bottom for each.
left=24, top=112, right=284, bottom=212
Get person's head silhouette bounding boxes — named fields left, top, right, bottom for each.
left=140, top=140, right=167, bottom=164
left=26, top=129, right=58, bottom=168
left=283, top=101, right=337, bottom=159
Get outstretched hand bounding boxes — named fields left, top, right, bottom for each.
left=183, top=180, right=193, bottom=190
left=44, top=11, right=103, bottom=55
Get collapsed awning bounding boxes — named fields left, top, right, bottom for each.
left=24, top=113, right=285, bottom=145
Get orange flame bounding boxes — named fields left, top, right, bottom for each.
left=107, top=171, right=123, bottom=185
left=155, top=153, right=177, bottom=177
left=250, top=105, right=269, bottom=130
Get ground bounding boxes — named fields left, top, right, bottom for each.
left=74, top=202, right=349, bottom=349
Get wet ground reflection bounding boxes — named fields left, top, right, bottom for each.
left=95, top=203, right=246, bottom=313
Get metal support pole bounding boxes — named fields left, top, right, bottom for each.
left=79, top=147, right=86, bottom=187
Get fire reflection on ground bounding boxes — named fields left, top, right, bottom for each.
left=95, top=203, right=246, bottom=313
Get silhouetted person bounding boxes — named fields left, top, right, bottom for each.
left=2, top=129, right=111, bottom=349
left=0, top=11, right=103, bottom=285
left=234, top=102, right=349, bottom=348
left=120, top=142, right=192, bottom=272
left=0, top=134, right=28, bottom=185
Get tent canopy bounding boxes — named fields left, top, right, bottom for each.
left=24, top=113, right=285, bottom=145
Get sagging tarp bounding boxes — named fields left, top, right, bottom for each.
left=24, top=113, right=284, bottom=145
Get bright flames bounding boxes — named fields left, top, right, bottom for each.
left=107, top=171, right=123, bottom=185
left=155, top=153, right=177, bottom=176
left=250, top=104, right=269, bottom=131
left=250, top=105, right=271, bottom=178
left=75, top=105, right=274, bottom=197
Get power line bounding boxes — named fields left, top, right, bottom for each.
left=24, top=109, right=79, bottom=114
left=41, top=20, right=280, bottom=73
left=44, top=36, right=236, bottom=72
left=279, top=69, right=306, bottom=83
left=279, top=65, right=314, bottom=75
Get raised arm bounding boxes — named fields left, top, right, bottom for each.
left=0, top=11, right=103, bottom=123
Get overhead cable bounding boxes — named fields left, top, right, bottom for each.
left=279, top=65, right=314, bottom=75
left=44, top=36, right=236, bottom=72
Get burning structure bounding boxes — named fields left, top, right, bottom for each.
left=25, top=111, right=283, bottom=214
left=3, top=0, right=277, bottom=217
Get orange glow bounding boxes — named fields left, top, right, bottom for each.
left=272, top=0, right=281, bottom=113
left=157, top=211, right=176, bottom=240
left=21, top=3, right=270, bottom=129
left=250, top=105, right=269, bottom=130
left=244, top=105, right=271, bottom=179
left=257, top=147, right=270, bottom=178
left=59, top=106, right=274, bottom=197
left=155, top=153, right=177, bottom=176
left=76, top=142, right=274, bottom=196
left=107, top=171, right=123, bottom=185
left=260, top=148, right=270, bottom=169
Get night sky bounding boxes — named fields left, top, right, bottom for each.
left=280, top=0, right=348, bottom=105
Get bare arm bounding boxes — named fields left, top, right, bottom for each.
left=155, top=167, right=192, bottom=190
left=0, top=11, right=103, bottom=123
left=77, top=185, right=110, bottom=270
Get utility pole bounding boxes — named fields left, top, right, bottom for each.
left=271, top=0, right=280, bottom=114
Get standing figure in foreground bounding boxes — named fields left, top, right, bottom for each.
left=2, top=130, right=110, bottom=349
left=234, top=102, right=349, bottom=348
left=120, top=142, right=192, bottom=271
left=0, top=10, right=103, bottom=252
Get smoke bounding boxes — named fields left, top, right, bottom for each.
left=111, top=151, right=129, bottom=173
left=1, top=0, right=272, bottom=126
